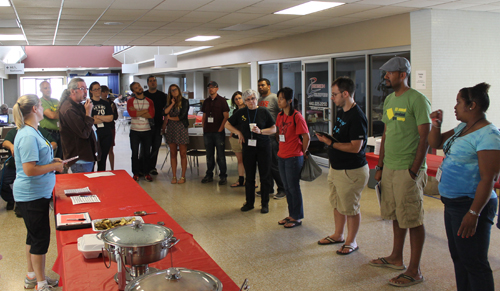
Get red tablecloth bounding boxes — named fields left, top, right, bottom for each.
left=52, top=170, right=239, bottom=291
left=366, top=152, right=500, bottom=189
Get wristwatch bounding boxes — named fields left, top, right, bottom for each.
left=375, top=165, right=383, bottom=171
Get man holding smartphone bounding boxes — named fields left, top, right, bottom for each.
left=316, top=77, right=369, bottom=256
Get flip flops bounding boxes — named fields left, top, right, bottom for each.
left=278, top=217, right=290, bottom=225
left=318, top=237, right=345, bottom=245
left=284, top=220, right=302, bottom=228
left=388, top=273, right=424, bottom=287
left=369, top=257, right=406, bottom=270
left=336, top=245, right=359, bottom=255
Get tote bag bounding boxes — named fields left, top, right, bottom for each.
left=300, top=152, right=322, bottom=181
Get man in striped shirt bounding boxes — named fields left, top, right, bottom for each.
left=127, top=82, right=155, bottom=182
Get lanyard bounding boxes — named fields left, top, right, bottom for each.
left=247, top=107, right=258, bottom=139
left=26, top=125, right=53, bottom=158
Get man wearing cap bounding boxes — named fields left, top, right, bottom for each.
left=200, top=81, right=230, bottom=185
left=368, top=57, right=431, bottom=287
left=39, top=81, right=63, bottom=160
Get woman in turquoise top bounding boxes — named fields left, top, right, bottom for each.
left=429, top=83, right=500, bottom=291
left=13, top=94, right=64, bottom=291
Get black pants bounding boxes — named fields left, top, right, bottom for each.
left=97, top=132, right=113, bottom=171
left=17, top=198, right=51, bottom=255
left=1, top=166, right=16, bottom=203
left=149, top=126, right=163, bottom=171
left=243, top=142, right=272, bottom=207
left=130, top=130, right=152, bottom=175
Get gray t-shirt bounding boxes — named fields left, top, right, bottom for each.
left=258, top=93, right=279, bottom=121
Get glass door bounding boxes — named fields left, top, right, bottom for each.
left=302, top=60, right=331, bottom=165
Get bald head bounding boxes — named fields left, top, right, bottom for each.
left=40, top=81, right=52, bottom=99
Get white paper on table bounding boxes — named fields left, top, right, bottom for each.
left=70, top=195, right=101, bottom=205
left=84, top=172, right=115, bottom=178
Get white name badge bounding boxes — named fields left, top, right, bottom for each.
left=436, top=167, right=442, bottom=182
left=139, top=117, right=146, bottom=121
left=97, top=123, right=104, bottom=128
left=57, top=121, right=60, bottom=128
left=207, top=117, right=214, bottom=123
left=248, top=139, right=257, bottom=147
left=279, top=134, right=285, bottom=142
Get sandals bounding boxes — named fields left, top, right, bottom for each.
left=284, top=220, right=302, bottom=228
left=318, top=237, right=345, bottom=245
left=336, top=244, right=359, bottom=255
left=171, top=177, right=177, bottom=184
left=177, top=177, right=185, bottom=184
left=231, top=181, right=244, bottom=187
left=388, top=273, right=424, bottom=287
left=278, top=217, right=291, bottom=225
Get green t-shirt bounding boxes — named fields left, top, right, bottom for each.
left=382, top=88, right=431, bottom=170
left=40, top=97, right=59, bottom=131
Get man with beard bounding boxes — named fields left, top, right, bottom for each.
left=257, top=78, right=285, bottom=199
left=143, top=75, right=167, bottom=175
left=127, top=82, right=155, bottom=182
left=368, top=57, right=431, bottom=287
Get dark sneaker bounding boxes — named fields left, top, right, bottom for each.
left=145, top=174, right=153, bottom=182
left=201, top=176, right=213, bottom=183
left=274, top=191, right=286, bottom=200
left=133, top=175, right=139, bottom=181
left=261, top=205, right=269, bottom=214
left=6, top=201, right=14, bottom=210
left=219, top=177, right=227, bottom=185
left=240, top=204, right=254, bottom=212
left=150, top=169, right=158, bottom=175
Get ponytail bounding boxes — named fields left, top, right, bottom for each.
left=13, top=94, right=39, bottom=129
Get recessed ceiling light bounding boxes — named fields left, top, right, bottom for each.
left=274, top=1, right=344, bottom=15
left=104, top=22, right=123, bottom=25
left=0, top=34, right=25, bottom=41
left=0, top=0, right=11, bottom=7
left=185, top=36, right=220, bottom=42
left=171, top=46, right=212, bottom=55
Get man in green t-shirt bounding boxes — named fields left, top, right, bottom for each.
left=369, top=57, right=431, bottom=287
left=39, top=81, right=63, bottom=159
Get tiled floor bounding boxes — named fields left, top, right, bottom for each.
left=1, top=128, right=500, bottom=290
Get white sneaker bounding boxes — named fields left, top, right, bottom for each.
left=25, top=276, right=58, bottom=289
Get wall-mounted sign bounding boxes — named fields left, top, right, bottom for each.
left=5, top=63, right=24, bottom=74
left=154, top=55, right=177, bottom=68
left=415, top=70, right=426, bottom=90
left=122, top=64, right=138, bottom=74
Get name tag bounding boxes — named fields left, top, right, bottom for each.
left=436, top=167, right=442, bottom=182
left=97, top=123, right=104, bottom=128
left=57, top=121, right=60, bottom=128
left=248, top=139, right=257, bottom=147
left=207, top=117, right=214, bottom=123
left=139, top=117, right=146, bottom=121
left=279, top=134, right=285, bottom=142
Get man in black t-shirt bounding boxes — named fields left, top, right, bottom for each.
left=144, top=75, right=167, bottom=175
left=316, top=77, right=369, bottom=255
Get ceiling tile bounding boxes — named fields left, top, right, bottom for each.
left=141, top=10, right=191, bottom=22
left=13, top=0, right=61, bottom=8
left=210, top=12, right=266, bottom=24
left=110, top=0, right=165, bottom=10
left=393, top=0, right=452, bottom=8
left=63, top=0, right=115, bottom=9
left=154, top=0, right=212, bottom=11
left=159, top=22, right=203, bottom=29
left=128, top=21, right=170, bottom=29
left=194, top=0, right=261, bottom=12
left=312, top=3, right=383, bottom=17
left=345, top=5, right=418, bottom=19
left=103, top=9, right=150, bottom=17
left=243, top=14, right=299, bottom=26
left=356, top=0, right=408, bottom=4
left=430, top=2, right=479, bottom=9
left=180, top=11, right=229, bottom=22
left=306, top=16, right=370, bottom=28
left=462, top=4, right=500, bottom=10
left=16, top=7, right=60, bottom=15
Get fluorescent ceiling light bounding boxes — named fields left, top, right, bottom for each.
left=0, top=34, right=25, bottom=41
left=0, top=0, right=11, bottom=7
left=171, top=46, right=212, bottom=55
left=274, top=1, right=344, bottom=15
left=185, top=36, right=220, bottom=42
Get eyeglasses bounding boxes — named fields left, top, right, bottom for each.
left=245, top=97, right=256, bottom=102
left=91, top=88, right=102, bottom=91
left=331, top=91, right=343, bottom=97
left=77, top=87, right=88, bottom=91
left=171, top=88, right=178, bottom=92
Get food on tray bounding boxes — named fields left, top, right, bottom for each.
left=94, top=217, right=137, bottom=230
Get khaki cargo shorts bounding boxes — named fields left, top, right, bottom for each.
left=328, top=164, right=369, bottom=216
left=380, top=168, right=428, bottom=229
left=229, top=137, right=242, bottom=153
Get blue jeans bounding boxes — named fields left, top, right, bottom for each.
left=278, top=156, right=304, bottom=220
left=203, top=131, right=227, bottom=178
left=130, top=130, right=152, bottom=176
left=70, top=161, right=94, bottom=173
left=442, top=196, right=497, bottom=291
left=270, top=138, right=284, bottom=192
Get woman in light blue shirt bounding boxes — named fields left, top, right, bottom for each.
left=13, top=94, right=64, bottom=291
left=429, top=83, right=500, bottom=291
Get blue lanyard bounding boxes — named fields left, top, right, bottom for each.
left=247, top=107, right=258, bottom=139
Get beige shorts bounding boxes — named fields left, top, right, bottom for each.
left=229, top=137, right=242, bottom=153
left=328, top=164, right=369, bottom=216
left=380, top=168, right=428, bottom=229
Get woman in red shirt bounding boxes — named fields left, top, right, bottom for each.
left=276, top=87, right=310, bottom=228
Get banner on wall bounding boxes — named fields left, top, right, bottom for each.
left=5, top=63, right=24, bottom=74
left=154, top=55, right=177, bottom=68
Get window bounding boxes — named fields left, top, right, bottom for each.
left=334, top=56, right=366, bottom=114
left=280, top=61, right=302, bottom=113
left=259, top=64, right=279, bottom=94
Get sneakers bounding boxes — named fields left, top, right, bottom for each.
left=133, top=175, right=139, bottom=181
left=25, top=276, right=58, bottom=289
left=261, top=205, right=269, bottom=214
left=274, top=191, right=286, bottom=200
left=219, top=177, right=227, bottom=185
left=201, top=176, right=213, bottom=183
left=145, top=174, right=153, bottom=182
left=35, top=285, right=53, bottom=291
left=150, top=169, right=158, bottom=175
